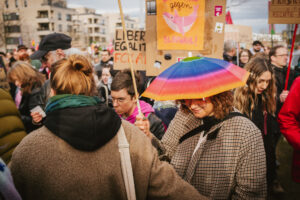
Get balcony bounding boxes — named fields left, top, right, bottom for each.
left=37, top=23, right=50, bottom=31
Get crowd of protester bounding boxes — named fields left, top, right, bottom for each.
left=0, top=33, right=300, bottom=199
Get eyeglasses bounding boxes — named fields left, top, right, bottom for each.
left=275, top=54, right=288, bottom=57
left=112, top=97, right=127, bottom=104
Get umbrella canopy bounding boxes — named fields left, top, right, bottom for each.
left=142, top=57, right=249, bottom=101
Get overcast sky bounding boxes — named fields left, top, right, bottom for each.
left=67, top=0, right=287, bottom=34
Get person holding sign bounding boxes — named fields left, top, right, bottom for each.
left=111, top=69, right=165, bottom=140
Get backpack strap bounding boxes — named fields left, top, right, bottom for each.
left=118, top=126, right=136, bottom=200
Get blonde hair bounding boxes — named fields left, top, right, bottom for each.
left=8, top=61, right=45, bottom=94
left=50, top=54, right=96, bottom=96
left=234, top=57, right=276, bottom=117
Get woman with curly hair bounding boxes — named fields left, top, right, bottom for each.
left=8, top=62, right=45, bottom=132
left=139, top=91, right=267, bottom=198
left=234, top=56, right=278, bottom=197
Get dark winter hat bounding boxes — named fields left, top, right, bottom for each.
left=17, top=44, right=28, bottom=52
left=252, top=40, right=263, bottom=46
left=30, top=33, right=72, bottom=60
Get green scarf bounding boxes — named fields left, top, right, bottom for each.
left=45, top=94, right=100, bottom=114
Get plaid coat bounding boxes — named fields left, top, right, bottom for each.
left=157, top=110, right=267, bottom=199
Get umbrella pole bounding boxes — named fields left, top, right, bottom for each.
left=117, top=0, right=142, bottom=115
left=284, top=24, right=298, bottom=90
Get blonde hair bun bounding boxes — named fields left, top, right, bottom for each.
left=68, top=54, right=92, bottom=75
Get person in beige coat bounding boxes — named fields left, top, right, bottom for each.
left=10, top=55, right=206, bottom=200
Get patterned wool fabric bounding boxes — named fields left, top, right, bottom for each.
left=158, top=110, right=267, bottom=199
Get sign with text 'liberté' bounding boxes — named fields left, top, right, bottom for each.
left=157, top=0, right=205, bottom=50
left=269, top=0, right=300, bottom=24
left=113, top=29, right=146, bottom=70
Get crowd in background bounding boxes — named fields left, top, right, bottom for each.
left=0, top=33, right=300, bottom=199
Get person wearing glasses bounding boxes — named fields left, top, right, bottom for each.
left=269, top=46, right=297, bottom=147
left=269, top=45, right=297, bottom=113
left=110, top=69, right=165, bottom=140
left=238, top=49, right=252, bottom=68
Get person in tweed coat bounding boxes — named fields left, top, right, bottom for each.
left=141, top=91, right=267, bottom=199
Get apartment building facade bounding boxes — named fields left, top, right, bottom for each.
left=0, top=0, right=75, bottom=52
left=72, top=7, right=108, bottom=49
left=0, top=1, right=141, bottom=52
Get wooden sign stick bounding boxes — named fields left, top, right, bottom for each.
left=117, top=0, right=142, bottom=115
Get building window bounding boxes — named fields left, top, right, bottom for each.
left=101, top=29, right=105, bottom=34
left=15, top=0, right=18, bottom=8
left=89, top=37, right=93, bottom=44
left=5, top=0, right=9, bottom=8
left=58, top=13, right=62, bottom=20
left=3, top=13, right=20, bottom=21
left=58, top=24, right=62, bottom=32
left=67, top=25, right=72, bottom=32
left=5, top=25, right=21, bottom=33
left=94, top=18, right=98, bottom=24
left=66, top=14, right=71, bottom=21
left=24, top=0, right=27, bottom=7
left=88, top=18, right=92, bottom=24
left=6, top=37, right=19, bottom=44
left=147, top=1, right=156, bottom=15
left=100, top=19, right=105, bottom=25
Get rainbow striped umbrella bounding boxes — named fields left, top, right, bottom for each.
left=142, top=57, right=249, bottom=101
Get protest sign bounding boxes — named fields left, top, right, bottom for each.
left=225, top=25, right=253, bottom=49
left=269, top=1, right=300, bottom=24
left=114, top=29, right=146, bottom=70
left=156, top=0, right=205, bottom=50
left=146, top=0, right=226, bottom=76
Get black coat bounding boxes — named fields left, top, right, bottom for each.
left=251, top=94, right=277, bottom=191
left=19, top=86, right=44, bottom=133
left=271, top=64, right=297, bottom=114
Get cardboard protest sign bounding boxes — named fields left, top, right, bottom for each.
left=156, top=0, right=205, bottom=50
left=113, top=29, right=146, bottom=70
left=269, top=1, right=300, bottom=24
left=225, top=25, right=253, bottom=49
left=146, top=0, right=226, bottom=76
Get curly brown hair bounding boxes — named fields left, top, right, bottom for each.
left=178, top=91, right=234, bottom=120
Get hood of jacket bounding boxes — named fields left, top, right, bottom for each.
left=44, top=104, right=121, bottom=151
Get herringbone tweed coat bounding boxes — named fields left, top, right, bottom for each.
left=155, top=110, right=267, bottom=199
